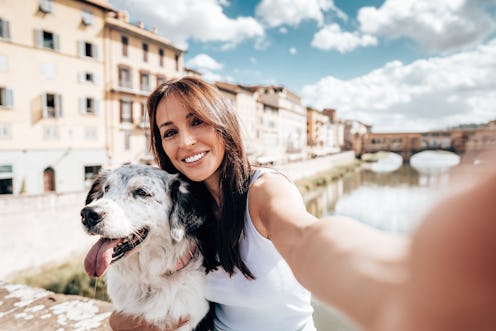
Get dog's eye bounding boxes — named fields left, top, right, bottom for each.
left=133, top=188, right=151, bottom=198
left=104, top=185, right=110, bottom=193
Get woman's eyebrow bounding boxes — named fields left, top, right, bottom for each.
left=158, top=112, right=194, bottom=129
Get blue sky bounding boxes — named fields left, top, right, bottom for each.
left=109, top=0, right=496, bottom=132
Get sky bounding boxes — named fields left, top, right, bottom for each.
left=109, top=0, right=496, bottom=132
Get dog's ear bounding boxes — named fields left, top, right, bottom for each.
left=167, top=176, right=206, bottom=242
left=85, top=171, right=108, bottom=205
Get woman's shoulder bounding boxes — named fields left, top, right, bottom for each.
left=249, top=167, right=302, bottom=212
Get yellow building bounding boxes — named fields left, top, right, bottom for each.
left=104, top=10, right=184, bottom=166
left=0, top=0, right=185, bottom=195
left=0, top=0, right=112, bottom=195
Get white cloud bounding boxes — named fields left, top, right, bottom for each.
left=302, top=39, right=496, bottom=132
left=255, top=0, right=340, bottom=27
left=109, top=0, right=265, bottom=49
left=279, top=27, right=288, bottom=34
left=289, top=47, right=297, bottom=55
left=186, top=54, right=223, bottom=71
left=186, top=54, right=229, bottom=82
left=358, top=0, right=496, bottom=53
left=311, top=24, right=377, bottom=53
left=249, top=57, right=257, bottom=64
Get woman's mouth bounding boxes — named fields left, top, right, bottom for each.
left=184, top=152, right=206, bottom=163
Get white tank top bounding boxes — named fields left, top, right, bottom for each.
left=205, top=168, right=316, bottom=331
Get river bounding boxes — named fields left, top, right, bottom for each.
left=307, top=157, right=459, bottom=331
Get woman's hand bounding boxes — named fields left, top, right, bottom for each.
left=109, top=311, right=190, bottom=331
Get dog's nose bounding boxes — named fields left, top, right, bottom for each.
left=81, top=207, right=102, bottom=228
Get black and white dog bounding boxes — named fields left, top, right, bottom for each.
left=81, top=164, right=214, bottom=331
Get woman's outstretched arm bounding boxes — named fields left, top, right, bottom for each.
left=250, top=168, right=496, bottom=331
left=248, top=172, right=409, bottom=330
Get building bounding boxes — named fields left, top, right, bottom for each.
left=0, top=0, right=113, bottom=195
left=215, top=81, right=258, bottom=158
left=104, top=9, right=185, bottom=166
left=0, top=0, right=185, bottom=195
left=307, top=107, right=342, bottom=157
left=251, top=85, right=307, bottom=163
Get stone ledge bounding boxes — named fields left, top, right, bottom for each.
left=0, top=282, right=112, bottom=331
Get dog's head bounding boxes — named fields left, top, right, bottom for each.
left=81, top=164, right=205, bottom=277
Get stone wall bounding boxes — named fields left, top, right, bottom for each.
left=0, top=282, right=112, bottom=330
left=0, top=191, right=95, bottom=280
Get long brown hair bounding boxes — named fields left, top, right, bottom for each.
left=147, top=76, right=254, bottom=279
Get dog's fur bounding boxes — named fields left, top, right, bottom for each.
left=81, top=164, right=213, bottom=331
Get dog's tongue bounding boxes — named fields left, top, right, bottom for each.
left=84, top=238, right=120, bottom=277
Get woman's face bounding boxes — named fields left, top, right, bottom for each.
left=155, top=94, right=226, bottom=187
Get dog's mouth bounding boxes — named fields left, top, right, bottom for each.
left=84, top=227, right=149, bottom=277
left=112, top=227, right=149, bottom=263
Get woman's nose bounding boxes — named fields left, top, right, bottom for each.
left=179, top=130, right=196, bottom=147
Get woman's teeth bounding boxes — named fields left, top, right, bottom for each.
left=184, top=152, right=206, bottom=163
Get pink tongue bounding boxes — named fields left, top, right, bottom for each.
left=84, top=238, right=120, bottom=277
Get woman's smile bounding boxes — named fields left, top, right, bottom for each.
left=183, top=151, right=207, bottom=164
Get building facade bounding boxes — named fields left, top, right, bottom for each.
left=0, top=0, right=185, bottom=195
left=0, top=0, right=112, bottom=195
left=104, top=10, right=184, bottom=166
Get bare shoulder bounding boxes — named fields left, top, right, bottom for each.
left=249, top=170, right=303, bottom=213
left=248, top=169, right=312, bottom=238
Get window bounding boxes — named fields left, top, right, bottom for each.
left=42, top=93, right=62, bottom=118
left=175, top=53, right=179, bottom=71
left=43, top=31, right=56, bottom=49
left=39, top=0, right=53, bottom=14
left=121, top=35, right=128, bottom=56
left=0, top=18, right=11, bottom=40
left=82, top=9, right=93, bottom=25
left=35, top=29, right=59, bottom=50
left=118, top=66, right=132, bottom=88
left=140, top=72, right=150, bottom=91
left=0, top=164, right=13, bottom=195
left=139, top=101, right=149, bottom=129
left=159, top=48, right=164, bottom=66
left=79, top=41, right=98, bottom=58
left=84, top=165, right=101, bottom=185
left=80, top=97, right=99, bottom=114
left=0, top=87, right=13, bottom=108
left=79, top=71, right=95, bottom=84
left=142, top=43, right=148, bottom=62
left=120, top=99, right=133, bottom=123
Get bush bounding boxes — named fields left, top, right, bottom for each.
left=11, top=260, right=109, bottom=302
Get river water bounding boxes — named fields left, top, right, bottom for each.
left=306, top=160, right=458, bottom=331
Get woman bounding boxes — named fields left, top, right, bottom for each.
left=110, top=76, right=496, bottom=331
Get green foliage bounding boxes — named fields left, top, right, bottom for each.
left=11, top=260, right=109, bottom=302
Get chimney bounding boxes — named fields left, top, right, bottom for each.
left=137, top=21, right=144, bottom=28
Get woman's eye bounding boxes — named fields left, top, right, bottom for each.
left=191, top=117, right=203, bottom=126
left=133, top=188, right=151, bottom=198
left=163, top=129, right=177, bottom=138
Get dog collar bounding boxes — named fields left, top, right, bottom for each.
left=162, top=243, right=197, bottom=276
